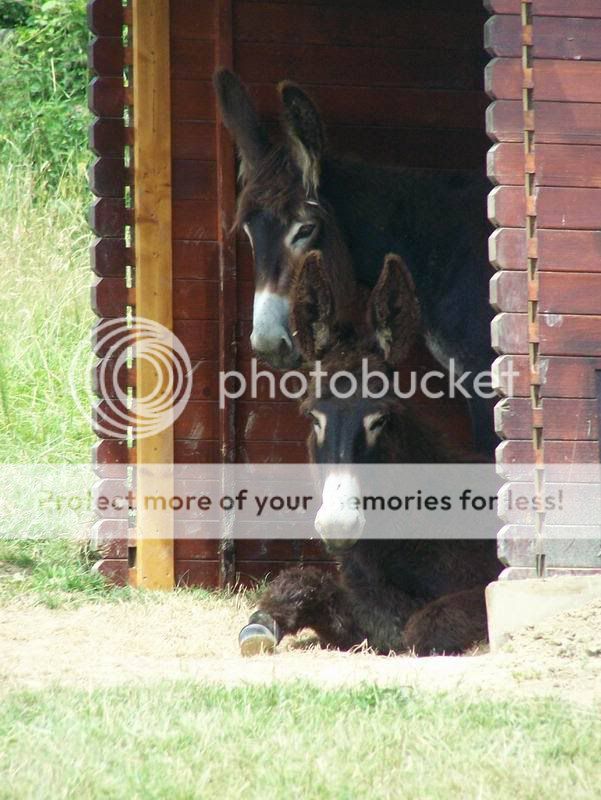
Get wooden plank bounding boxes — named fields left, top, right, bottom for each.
left=91, top=519, right=129, bottom=559
left=496, top=440, right=601, bottom=475
left=215, top=0, right=237, bottom=588
left=487, top=58, right=601, bottom=103
left=489, top=228, right=601, bottom=272
left=172, top=200, right=217, bottom=240
left=533, top=0, right=601, bottom=17
left=489, top=185, right=601, bottom=230
left=235, top=2, right=485, bottom=50
left=484, top=0, right=519, bottom=12
left=540, top=273, right=601, bottom=315
left=174, top=402, right=219, bottom=442
left=492, top=271, right=601, bottom=315
left=173, top=321, right=220, bottom=360
left=173, top=240, right=219, bottom=279
left=487, top=100, right=601, bottom=145
left=488, top=186, right=524, bottom=228
left=93, top=558, right=129, bottom=585
left=91, top=277, right=130, bottom=318
left=490, top=271, right=526, bottom=313
left=89, top=157, right=126, bottom=198
left=93, top=358, right=220, bottom=402
left=498, top=525, right=601, bottom=568
left=541, top=315, right=601, bottom=356
left=170, top=0, right=216, bottom=40
left=89, top=36, right=124, bottom=77
left=234, top=540, right=328, bottom=562
left=90, top=238, right=129, bottom=277
left=485, top=57, right=521, bottom=101
left=236, top=402, right=310, bottom=443
left=88, top=0, right=123, bottom=36
left=171, top=80, right=215, bottom=120
left=236, top=42, right=484, bottom=91
left=89, top=198, right=129, bottom=237
left=172, top=121, right=216, bottom=160
left=175, top=560, right=221, bottom=587
left=237, top=441, right=308, bottom=463
left=90, top=118, right=127, bottom=157
left=170, top=39, right=213, bottom=79
left=132, top=0, right=174, bottom=590
left=486, top=15, right=601, bottom=61
left=496, top=397, right=599, bottom=440
left=174, top=439, right=221, bottom=462
left=88, top=76, right=125, bottom=117
left=493, top=354, right=601, bottom=398
left=235, top=82, right=489, bottom=130
left=499, top=483, right=601, bottom=526
left=171, top=161, right=217, bottom=200
left=488, top=142, right=601, bottom=188
left=492, top=312, right=601, bottom=357
left=500, top=566, right=601, bottom=580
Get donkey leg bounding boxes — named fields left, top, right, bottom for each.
left=402, top=586, right=488, bottom=656
left=241, top=566, right=360, bottom=655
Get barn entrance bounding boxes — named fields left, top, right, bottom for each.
left=90, top=0, right=601, bottom=591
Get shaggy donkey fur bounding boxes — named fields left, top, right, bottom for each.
left=242, top=252, right=501, bottom=656
left=214, top=69, right=496, bottom=453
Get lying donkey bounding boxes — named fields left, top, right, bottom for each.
left=239, top=252, right=501, bottom=657
left=213, top=70, right=496, bottom=452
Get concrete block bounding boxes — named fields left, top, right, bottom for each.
left=486, top=575, right=601, bottom=652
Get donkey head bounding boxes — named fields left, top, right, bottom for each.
left=214, top=69, right=351, bottom=369
left=291, top=251, right=421, bottom=551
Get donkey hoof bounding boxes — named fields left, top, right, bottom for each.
left=239, top=623, right=278, bottom=657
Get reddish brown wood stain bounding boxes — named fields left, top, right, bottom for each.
left=90, top=0, right=601, bottom=584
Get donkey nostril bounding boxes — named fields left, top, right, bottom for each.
left=278, top=337, right=292, bottom=357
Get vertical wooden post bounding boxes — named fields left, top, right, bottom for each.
left=131, top=0, right=174, bottom=589
left=215, top=0, right=238, bottom=587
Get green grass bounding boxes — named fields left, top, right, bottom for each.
left=0, top=162, right=92, bottom=464
left=0, top=682, right=599, bottom=800
left=0, top=162, right=99, bottom=594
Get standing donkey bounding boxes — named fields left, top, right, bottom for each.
left=239, top=252, right=501, bottom=657
left=213, top=70, right=497, bottom=452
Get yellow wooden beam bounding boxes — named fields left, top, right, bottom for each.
left=132, top=0, right=174, bottom=589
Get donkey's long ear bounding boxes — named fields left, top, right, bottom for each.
left=290, top=251, right=334, bottom=361
left=367, top=254, right=420, bottom=364
left=279, top=82, right=324, bottom=197
left=213, top=69, right=269, bottom=178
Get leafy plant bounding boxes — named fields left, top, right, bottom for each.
left=0, top=0, right=89, bottom=192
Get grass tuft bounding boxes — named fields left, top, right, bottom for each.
left=0, top=682, right=599, bottom=799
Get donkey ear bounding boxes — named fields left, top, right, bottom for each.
left=213, top=69, right=269, bottom=178
left=279, top=82, right=324, bottom=197
left=290, top=251, right=334, bottom=361
left=367, top=254, right=420, bottom=364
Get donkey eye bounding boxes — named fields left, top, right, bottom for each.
left=292, top=224, right=316, bottom=244
left=369, top=415, right=386, bottom=431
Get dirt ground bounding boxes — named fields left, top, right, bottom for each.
left=1, top=592, right=601, bottom=705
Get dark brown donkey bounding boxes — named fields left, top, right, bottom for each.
left=239, top=252, right=501, bottom=657
left=213, top=70, right=496, bottom=453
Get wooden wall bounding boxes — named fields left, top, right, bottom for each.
left=486, top=0, right=601, bottom=576
left=89, top=0, right=496, bottom=587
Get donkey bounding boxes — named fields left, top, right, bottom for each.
left=213, top=70, right=497, bottom=453
left=239, top=252, right=501, bottom=657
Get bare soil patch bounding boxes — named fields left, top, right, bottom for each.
left=1, top=594, right=600, bottom=705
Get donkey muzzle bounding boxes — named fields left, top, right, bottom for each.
left=250, top=290, right=300, bottom=369
left=314, top=471, right=365, bottom=549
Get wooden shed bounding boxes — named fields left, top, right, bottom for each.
left=88, top=0, right=601, bottom=590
